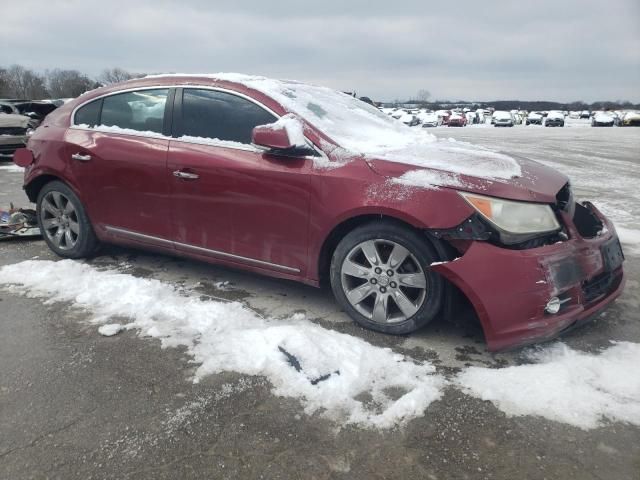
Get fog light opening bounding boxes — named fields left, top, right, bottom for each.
left=545, top=297, right=562, bottom=314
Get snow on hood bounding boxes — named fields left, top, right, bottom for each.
left=146, top=73, right=522, bottom=180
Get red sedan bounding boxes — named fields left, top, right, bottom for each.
left=14, top=74, right=625, bottom=350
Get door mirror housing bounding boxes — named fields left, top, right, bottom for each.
left=252, top=124, right=294, bottom=150
left=252, top=116, right=316, bottom=156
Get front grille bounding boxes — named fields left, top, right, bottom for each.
left=0, top=127, right=27, bottom=136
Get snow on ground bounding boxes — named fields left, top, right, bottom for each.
left=0, top=259, right=445, bottom=429
left=0, top=164, right=23, bottom=173
left=456, top=342, right=640, bottom=430
left=1, top=259, right=639, bottom=431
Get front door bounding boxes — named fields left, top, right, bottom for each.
left=168, top=88, right=310, bottom=274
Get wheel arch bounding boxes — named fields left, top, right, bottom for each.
left=317, top=213, right=446, bottom=287
left=25, top=174, right=63, bottom=203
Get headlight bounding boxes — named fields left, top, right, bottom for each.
left=459, top=192, right=560, bottom=235
left=26, top=128, right=35, bottom=137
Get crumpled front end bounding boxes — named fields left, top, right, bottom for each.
left=431, top=193, right=625, bottom=351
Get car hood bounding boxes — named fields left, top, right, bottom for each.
left=0, top=114, right=30, bottom=128
left=365, top=144, right=568, bottom=203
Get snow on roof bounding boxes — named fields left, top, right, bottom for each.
left=146, top=73, right=522, bottom=180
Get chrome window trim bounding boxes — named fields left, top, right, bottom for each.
left=69, top=84, right=327, bottom=160
left=105, top=225, right=301, bottom=274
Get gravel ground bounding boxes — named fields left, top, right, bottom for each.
left=1, top=124, right=639, bottom=480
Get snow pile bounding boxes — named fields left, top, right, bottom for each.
left=174, top=135, right=261, bottom=151
left=456, top=342, right=640, bottom=430
left=98, top=323, right=125, bottom=336
left=145, top=73, right=521, bottom=180
left=257, top=113, right=307, bottom=148
left=0, top=260, right=445, bottom=429
left=77, top=124, right=162, bottom=138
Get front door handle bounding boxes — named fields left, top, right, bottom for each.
left=173, top=170, right=199, bottom=180
left=71, top=153, right=92, bottom=162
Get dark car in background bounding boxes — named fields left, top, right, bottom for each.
left=545, top=111, right=565, bottom=127
left=8, top=100, right=58, bottom=127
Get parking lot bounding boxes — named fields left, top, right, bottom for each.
left=1, top=125, right=639, bottom=480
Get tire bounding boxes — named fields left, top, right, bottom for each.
left=330, top=221, right=444, bottom=335
left=36, top=180, right=99, bottom=258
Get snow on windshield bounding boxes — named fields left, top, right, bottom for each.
left=147, top=73, right=522, bottom=179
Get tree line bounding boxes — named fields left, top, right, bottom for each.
left=0, top=65, right=145, bottom=100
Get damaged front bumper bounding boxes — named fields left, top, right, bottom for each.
left=431, top=203, right=626, bottom=351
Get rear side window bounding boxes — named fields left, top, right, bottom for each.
left=100, top=89, right=169, bottom=134
left=74, top=100, right=101, bottom=127
left=181, top=89, right=276, bottom=144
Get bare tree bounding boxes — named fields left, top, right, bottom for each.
left=0, top=68, right=9, bottom=97
left=2, top=65, right=48, bottom=99
left=98, top=67, right=144, bottom=85
left=416, top=89, right=431, bottom=103
left=46, top=69, right=93, bottom=98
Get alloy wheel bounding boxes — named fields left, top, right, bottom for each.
left=41, top=191, right=80, bottom=250
left=340, top=239, right=428, bottom=324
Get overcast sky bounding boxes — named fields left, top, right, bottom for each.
left=2, top=0, right=639, bottom=102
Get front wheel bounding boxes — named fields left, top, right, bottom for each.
left=330, top=222, right=444, bottom=335
left=37, top=180, right=99, bottom=258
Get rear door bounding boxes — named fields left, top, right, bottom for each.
left=168, top=87, right=311, bottom=274
left=65, top=88, right=174, bottom=243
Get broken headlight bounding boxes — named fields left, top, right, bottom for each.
left=459, top=192, right=561, bottom=244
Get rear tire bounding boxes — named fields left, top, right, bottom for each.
left=330, top=222, right=444, bottom=335
left=37, top=180, right=99, bottom=258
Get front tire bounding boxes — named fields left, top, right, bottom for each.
left=330, top=222, right=444, bottom=335
left=37, top=180, right=99, bottom=258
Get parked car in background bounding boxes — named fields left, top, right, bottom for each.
left=418, top=111, right=440, bottom=127
left=0, top=110, right=31, bottom=159
left=545, top=111, right=565, bottom=127
left=492, top=111, right=514, bottom=127
left=447, top=112, right=467, bottom=127
left=465, top=111, right=476, bottom=125
left=526, top=112, right=543, bottom=125
left=14, top=73, right=625, bottom=351
left=621, top=111, right=640, bottom=126
left=591, top=112, right=615, bottom=127
left=6, top=100, right=58, bottom=127
left=398, top=112, right=420, bottom=127
left=435, top=110, right=451, bottom=125
left=580, top=110, right=591, bottom=119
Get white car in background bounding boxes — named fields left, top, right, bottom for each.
left=397, top=112, right=420, bottom=126
left=492, top=110, right=514, bottom=127
left=591, top=111, right=615, bottom=127
left=418, top=111, right=440, bottom=127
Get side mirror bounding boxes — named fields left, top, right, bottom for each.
left=252, top=124, right=294, bottom=150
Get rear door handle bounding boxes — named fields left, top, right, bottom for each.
left=173, top=170, right=199, bottom=180
left=71, top=153, right=91, bottom=162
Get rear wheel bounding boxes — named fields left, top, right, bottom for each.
left=330, top=222, right=444, bottom=334
left=37, top=181, right=99, bottom=258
